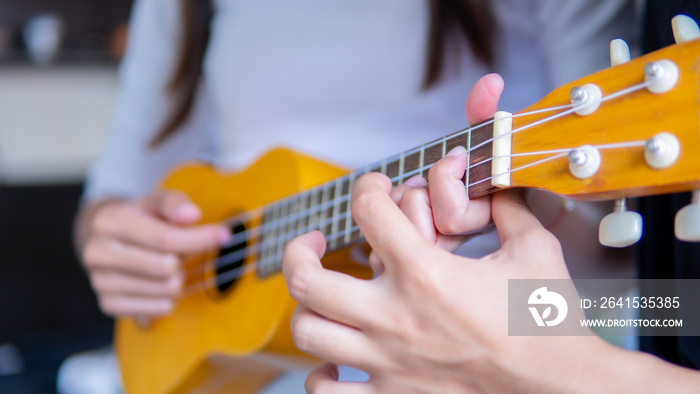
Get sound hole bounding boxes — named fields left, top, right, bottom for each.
left=215, top=222, right=247, bottom=294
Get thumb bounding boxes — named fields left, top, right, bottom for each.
left=491, top=189, right=544, bottom=244
left=141, top=190, right=203, bottom=225
left=466, top=73, right=504, bottom=125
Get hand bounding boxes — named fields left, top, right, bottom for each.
left=284, top=169, right=590, bottom=392
left=373, top=73, right=502, bottom=267
left=79, top=191, right=230, bottom=317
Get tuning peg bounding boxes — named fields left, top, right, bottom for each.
left=610, top=39, right=630, bottom=66
left=599, top=198, right=643, bottom=248
left=675, top=190, right=700, bottom=242
left=672, top=15, right=700, bottom=43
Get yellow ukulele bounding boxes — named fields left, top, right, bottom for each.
left=117, top=33, right=700, bottom=393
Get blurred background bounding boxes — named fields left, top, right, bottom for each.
left=0, top=1, right=133, bottom=392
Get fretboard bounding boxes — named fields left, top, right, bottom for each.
left=256, top=119, right=496, bottom=276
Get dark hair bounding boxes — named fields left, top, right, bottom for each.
left=151, top=0, right=493, bottom=147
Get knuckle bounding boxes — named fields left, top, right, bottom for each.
left=436, top=216, right=464, bottom=235
left=155, top=229, right=177, bottom=251
left=89, top=275, right=110, bottom=294
left=523, top=228, right=559, bottom=251
left=92, top=206, right=117, bottom=234
left=306, top=378, right=333, bottom=394
left=286, top=264, right=311, bottom=301
left=98, top=297, right=121, bottom=317
left=149, top=255, right=178, bottom=277
left=163, top=275, right=184, bottom=296
left=290, top=313, right=314, bottom=352
left=81, top=242, right=101, bottom=268
left=351, top=188, right=383, bottom=215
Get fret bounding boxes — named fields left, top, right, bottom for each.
left=319, top=182, right=330, bottom=235
left=336, top=176, right=351, bottom=243
left=257, top=207, right=271, bottom=275
left=445, top=135, right=464, bottom=155
left=385, top=159, right=400, bottom=183
left=291, top=195, right=303, bottom=238
left=419, top=145, right=425, bottom=177
left=284, top=195, right=297, bottom=243
left=467, top=121, right=498, bottom=198
left=269, top=203, right=282, bottom=275
left=323, top=182, right=336, bottom=236
left=441, top=137, right=447, bottom=158
left=403, top=150, right=421, bottom=179
left=329, top=178, right=342, bottom=250
left=275, top=199, right=289, bottom=267
left=424, top=142, right=443, bottom=168
left=262, top=201, right=281, bottom=276
left=466, top=126, right=472, bottom=188
left=343, top=173, right=356, bottom=245
left=380, top=159, right=387, bottom=176
left=297, top=192, right=309, bottom=237
left=307, top=187, right=320, bottom=232
left=398, top=153, right=405, bottom=184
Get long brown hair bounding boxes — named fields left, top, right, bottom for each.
left=151, top=0, right=493, bottom=147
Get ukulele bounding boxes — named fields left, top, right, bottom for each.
left=116, top=32, right=700, bottom=393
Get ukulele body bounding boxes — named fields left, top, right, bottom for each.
left=116, top=148, right=372, bottom=394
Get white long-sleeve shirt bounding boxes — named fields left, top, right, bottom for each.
left=84, top=0, right=637, bottom=202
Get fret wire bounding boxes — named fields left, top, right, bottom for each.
left=275, top=199, right=289, bottom=269
left=308, top=187, right=319, bottom=233
left=320, top=182, right=330, bottom=235
left=343, top=172, right=356, bottom=245
left=441, top=137, right=447, bottom=158
left=263, top=204, right=276, bottom=274
left=398, top=152, right=405, bottom=184
left=265, top=201, right=281, bottom=275
left=297, top=192, right=309, bottom=237
left=419, top=145, right=425, bottom=177
left=288, top=194, right=301, bottom=241
left=466, top=126, right=472, bottom=189
left=380, top=158, right=387, bottom=175
left=259, top=208, right=270, bottom=273
left=329, top=177, right=342, bottom=250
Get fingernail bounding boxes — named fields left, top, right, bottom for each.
left=447, top=146, right=468, bottom=157
left=404, top=175, right=427, bottom=187
left=219, top=227, right=232, bottom=244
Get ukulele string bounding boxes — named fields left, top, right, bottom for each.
left=186, top=79, right=654, bottom=286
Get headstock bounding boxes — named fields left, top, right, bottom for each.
left=502, top=15, right=700, bottom=246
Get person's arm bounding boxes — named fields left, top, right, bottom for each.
left=77, top=0, right=226, bottom=317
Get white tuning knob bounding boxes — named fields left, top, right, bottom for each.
left=675, top=190, right=700, bottom=242
left=672, top=15, right=700, bottom=43
left=610, top=39, right=630, bottom=66
left=599, top=198, right=643, bottom=248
